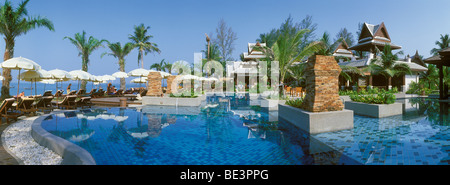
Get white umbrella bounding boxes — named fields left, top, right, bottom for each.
left=130, top=77, right=147, bottom=83
left=128, top=68, right=149, bottom=77
left=101, top=75, right=116, bottom=81
left=39, top=79, right=56, bottom=92
left=19, top=70, right=50, bottom=95
left=69, top=70, right=92, bottom=81
left=112, top=71, right=128, bottom=78
left=48, top=69, right=73, bottom=80
left=1, top=57, right=41, bottom=71
left=48, top=69, right=73, bottom=92
left=1, top=57, right=42, bottom=97
left=69, top=70, right=92, bottom=90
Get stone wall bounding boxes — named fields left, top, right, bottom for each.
left=146, top=72, right=162, bottom=96
left=166, top=75, right=177, bottom=94
left=302, top=55, right=344, bottom=112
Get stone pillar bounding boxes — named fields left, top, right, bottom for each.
left=166, top=75, right=177, bottom=94
left=146, top=72, right=162, bottom=96
left=302, top=55, right=344, bottom=112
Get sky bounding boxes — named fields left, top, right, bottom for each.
left=5, top=0, right=450, bottom=80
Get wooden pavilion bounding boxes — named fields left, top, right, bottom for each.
left=424, top=47, right=450, bottom=100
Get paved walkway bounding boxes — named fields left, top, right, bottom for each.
left=0, top=122, right=19, bottom=165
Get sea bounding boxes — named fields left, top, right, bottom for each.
left=3, top=80, right=166, bottom=96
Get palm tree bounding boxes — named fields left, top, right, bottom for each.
left=64, top=31, right=106, bottom=90
left=150, top=59, right=166, bottom=71
left=258, top=28, right=324, bottom=95
left=0, top=0, right=54, bottom=98
left=430, top=34, right=450, bottom=56
left=163, top=62, right=173, bottom=74
left=365, top=44, right=411, bottom=89
left=201, top=42, right=222, bottom=76
left=102, top=41, right=134, bottom=90
left=272, top=29, right=323, bottom=89
left=129, top=24, right=160, bottom=69
left=419, top=64, right=439, bottom=89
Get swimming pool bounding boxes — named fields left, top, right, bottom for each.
left=39, top=96, right=449, bottom=165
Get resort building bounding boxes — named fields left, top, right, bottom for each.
left=338, top=22, right=427, bottom=92
left=333, top=40, right=355, bottom=59
left=226, top=42, right=266, bottom=90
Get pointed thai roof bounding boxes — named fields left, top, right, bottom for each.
left=242, top=42, right=267, bottom=61
left=349, top=22, right=401, bottom=52
left=333, top=39, right=354, bottom=58
left=410, top=50, right=426, bottom=67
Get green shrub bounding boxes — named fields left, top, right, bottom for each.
left=285, top=98, right=304, bottom=108
left=350, top=92, right=396, bottom=104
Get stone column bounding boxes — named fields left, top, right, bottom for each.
left=301, top=55, right=344, bottom=112
left=146, top=72, right=162, bottom=96
left=166, top=75, right=177, bottom=94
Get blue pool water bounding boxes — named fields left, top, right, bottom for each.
left=40, top=96, right=449, bottom=165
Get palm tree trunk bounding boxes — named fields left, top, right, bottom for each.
left=119, top=59, right=126, bottom=90
left=2, top=39, right=15, bottom=98
left=388, top=77, right=392, bottom=90
left=81, top=56, right=89, bottom=90
left=140, top=49, right=144, bottom=69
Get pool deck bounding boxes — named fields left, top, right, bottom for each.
left=0, top=122, right=19, bottom=165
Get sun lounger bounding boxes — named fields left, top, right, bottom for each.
left=0, top=98, right=22, bottom=124
left=54, top=90, right=63, bottom=97
left=140, top=89, right=148, bottom=97
left=33, top=96, right=54, bottom=113
left=75, top=97, right=92, bottom=108
left=57, top=95, right=78, bottom=109
left=16, top=97, right=38, bottom=116
left=43, top=90, right=53, bottom=97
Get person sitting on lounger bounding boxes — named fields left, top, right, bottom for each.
left=67, top=84, right=72, bottom=95
left=14, top=91, right=25, bottom=98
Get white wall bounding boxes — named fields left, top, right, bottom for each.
left=404, top=72, right=419, bottom=93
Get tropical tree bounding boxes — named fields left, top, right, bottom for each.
left=0, top=0, right=54, bottom=98
left=430, top=34, right=450, bottom=56
left=419, top=64, right=439, bottom=89
left=214, top=18, right=238, bottom=62
left=260, top=28, right=324, bottom=95
left=102, top=41, right=134, bottom=90
left=129, top=24, right=160, bottom=69
left=364, top=44, right=411, bottom=88
left=335, top=27, right=354, bottom=47
left=64, top=31, right=106, bottom=90
left=163, top=62, right=173, bottom=74
left=200, top=42, right=222, bottom=76
left=150, top=59, right=166, bottom=71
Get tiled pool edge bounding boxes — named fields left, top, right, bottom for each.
left=31, top=112, right=96, bottom=165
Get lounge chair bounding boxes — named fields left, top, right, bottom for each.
left=93, top=89, right=105, bottom=98
left=84, top=89, right=97, bottom=97
left=43, top=90, right=53, bottom=97
left=109, top=89, right=124, bottom=97
left=75, top=97, right=92, bottom=108
left=33, top=96, right=54, bottom=113
left=16, top=97, right=38, bottom=116
left=57, top=95, right=78, bottom=109
left=54, top=90, right=63, bottom=97
left=0, top=98, right=22, bottom=124
left=67, top=90, right=77, bottom=96
left=140, top=89, right=148, bottom=97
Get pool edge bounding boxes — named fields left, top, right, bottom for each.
left=31, top=111, right=96, bottom=165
